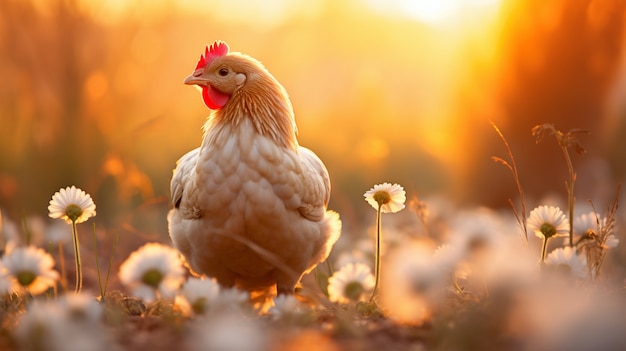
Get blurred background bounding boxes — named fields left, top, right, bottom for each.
left=1, top=0, right=626, bottom=254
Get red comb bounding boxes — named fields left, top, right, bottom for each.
left=194, top=40, right=230, bottom=70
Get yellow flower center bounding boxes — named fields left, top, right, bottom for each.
left=16, top=271, right=36, bottom=287
left=344, top=281, right=364, bottom=301
left=540, top=222, right=557, bottom=239
left=373, top=191, right=391, bottom=206
left=65, top=204, right=84, bottom=223
left=141, top=269, right=163, bottom=288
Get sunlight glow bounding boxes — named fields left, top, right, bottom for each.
left=79, top=0, right=501, bottom=27
left=365, top=0, right=500, bottom=25
left=4, top=0, right=513, bottom=216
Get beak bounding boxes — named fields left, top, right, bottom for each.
left=184, top=69, right=208, bottom=85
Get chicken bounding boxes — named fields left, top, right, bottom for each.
left=167, top=41, right=341, bottom=296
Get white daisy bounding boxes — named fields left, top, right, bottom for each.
left=446, top=207, right=511, bottom=259
left=545, top=246, right=588, bottom=280
left=58, top=293, right=103, bottom=322
left=527, top=205, right=569, bottom=239
left=188, top=312, right=268, bottom=351
left=574, top=212, right=602, bottom=236
left=572, top=212, right=618, bottom=249
left=118, top=243, right=185, bottom=302
left=327, top=263, right=375, bottom=304
left=180, top=277, right=221, bottom=315
left=0, top=263, right=13, bottom=295
left=379, top=242, right=448, bottom=325
left=441, top=208, right=539, bottom=289
left=364, top=183, right=406, bottom=213
left=14, top=300, right=66, bottom=351
left=268, top=294, right=307, bottom=321
left=2, top=246, right=59, bottom=295
left=15, top=297, right=109, bottom=351
left=48, top=186, right=96, bottom=224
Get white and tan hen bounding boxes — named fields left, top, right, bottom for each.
left=168, top=41, right=341, bottom=297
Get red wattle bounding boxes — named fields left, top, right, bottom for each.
left=201, top=86, right=230, bottom=110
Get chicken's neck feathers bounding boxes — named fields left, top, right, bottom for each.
left=204, top=72, right=298, bottom=150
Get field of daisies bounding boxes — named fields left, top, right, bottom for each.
left=1, top=123, right=625, bottom=351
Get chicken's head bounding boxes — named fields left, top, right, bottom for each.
left=184, top=40, right=249, bottom=110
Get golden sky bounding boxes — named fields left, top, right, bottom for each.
left=1, top=0, right=624, bottom=220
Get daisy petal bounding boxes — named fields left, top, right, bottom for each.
left=364, top=183, right=406, bottom=213
left=48, top=186, right=96, bottom=224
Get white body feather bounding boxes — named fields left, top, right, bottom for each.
left=168, top=117, right=341, bottom=293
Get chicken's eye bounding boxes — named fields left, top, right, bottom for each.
left=218, top=68, right=229, bottom=77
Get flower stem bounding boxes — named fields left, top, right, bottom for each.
left=71, top=220, right=82, bottom=294
left=540, top=237, right=549, bottom=263
left=369, top=205, right=382, bottom=302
